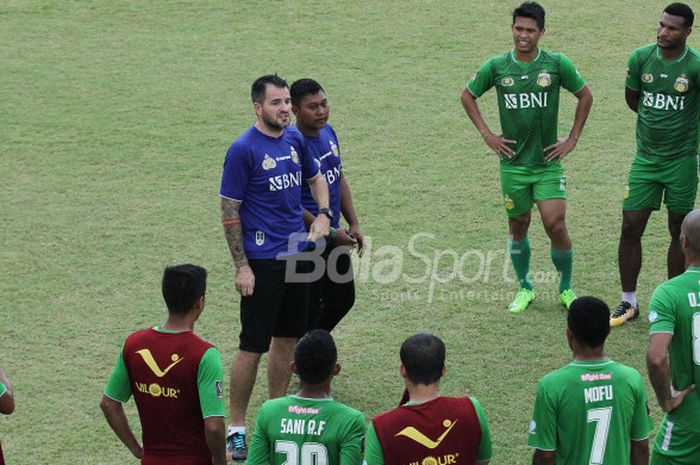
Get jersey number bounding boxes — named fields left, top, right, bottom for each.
left=275, top=440, right=328, bottom=465
left=586, top=407, right=612, bottom=465
left=693, top=312, right=700, bottom=365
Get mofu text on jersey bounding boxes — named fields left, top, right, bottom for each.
left=584, top=385, right=613, bottom=404
left=280, top=418, right=327, bottom=436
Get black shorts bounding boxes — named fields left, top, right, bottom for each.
left=308, top=245, right=355, bottom=332
left=239, top=257, right=311, bottom=353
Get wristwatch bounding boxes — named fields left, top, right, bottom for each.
left=318, top=207, right=333, bottom=220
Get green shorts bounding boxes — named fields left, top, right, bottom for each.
left=623, top=154, right=698, bottom=215
left=651, top=416, right=700, bottom=465
left=499, top=164, right=567, bottom=218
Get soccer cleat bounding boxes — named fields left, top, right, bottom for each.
left=610, top=301, right=639, bottom=327
left=559, top=289, right=577, bottom=309
left=227, top=431, right=247, bottom=462
left=508, top=288, right=535, bottom=313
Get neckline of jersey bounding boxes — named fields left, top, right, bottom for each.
left=510, top=48, right=542, bottom=65
left=569, top=358, right=612, bottom=367
left=685, top=266, right=700, bottom=273
left=252, top=124, right=286, bottom=141
left=656, top=46, right=688, bottom=64
left=290, top=395, right=335, bottom=402
left=152, top=325, right=190, bottom=334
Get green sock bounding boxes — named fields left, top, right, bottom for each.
left=509, top=236, right=532, bottom=290
left=551, top=247, right=573, bottom=293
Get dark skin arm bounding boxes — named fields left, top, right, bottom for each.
left=0, top=365, right=14, bottom=415
left=100, top=395, right=143, bottom=459
left=532, top=449, right=555, bottom=465
left=339, top=173, right=364, bottom=256
left=543, top=84, right=593, bottom=161
left=460, top=88, right=516, bottom=158
left=630, top=438, right=649, bottom=465
left=626, top=87, right=640, bottom=113
left=204, top=417, right=228, bottom=465
left=647, top=333, right=696, bottom=412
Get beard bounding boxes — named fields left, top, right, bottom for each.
left=261, top=111, right=289, bottom=132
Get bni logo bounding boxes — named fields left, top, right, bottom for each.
left=504, top=94, right=518, bottom=109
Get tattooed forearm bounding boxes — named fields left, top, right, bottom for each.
left=221, top=197, right=248, bottom=268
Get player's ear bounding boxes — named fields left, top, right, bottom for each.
left=290, top=361, right=299, bottom=374
left=291, top=105, right=300, bottom=117
left=253, top=101, right=263, bottom=116
left=333, top=363, right=341, bottom=376
left=441, top=365, right=446, bottom=378
left=399, top=364, right=408, bottom=379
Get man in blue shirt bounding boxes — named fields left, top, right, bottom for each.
left=220, top=74, right=330, bottom=461
left=291, top=78, right=365, bottom=332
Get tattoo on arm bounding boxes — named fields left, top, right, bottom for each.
left=221, top=198, right=248, bottom=267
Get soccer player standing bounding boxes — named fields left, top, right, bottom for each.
left=100, top=264, right=227, bottom=465
left=364, top=333, right=492, bottom=465
left=246, top=330, right=365, bottom=465
left=291, top=78, right=365, bottom=332
left=461, top=1, right=592, bottom=313
left=220, top=74, right=330, bottom=460
left=613, top=3, right=700, bottom=327
left=528, top=297, right=653, bottom=465
left=0, top=363, right=14, bottom=465
left=646, top=208, right=700, bottom=464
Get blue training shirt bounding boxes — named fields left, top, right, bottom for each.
left=300, top=124, right=343, bottom=229
left=220, top=125, right=320, bottom=259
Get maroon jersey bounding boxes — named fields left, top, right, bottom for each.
left=123, top=329, right=214, bottom=465
left=372, top=397, right=482, bottom=465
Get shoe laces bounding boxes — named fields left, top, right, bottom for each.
left=612, top=301, right=631, bottom=317
left=229, top=432, right=246, bottom=450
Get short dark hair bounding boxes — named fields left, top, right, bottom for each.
left=568, top=297, right=611, bottom=349
left=161, top=264, right=207, bottom=315
left=294, top=330, right=337, bottom=385
left=513, top=1, right=545, bottom=29
left=290, top=78, right=325, bottom=107
left=664, top=3, right=694, bottom=27
left=400, top=333, right=445, bottom=385
left=251, top=74, right=288, bottom=104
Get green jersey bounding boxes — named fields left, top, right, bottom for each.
left=528, top=359, right=653, bottom=465
left=467, top=49, right=586, bottom=167
left=0, top=382, right=6, bottom=398
left=626, top=44, right=700, bottom=160
left=649, top=267, right=700, bottom=433
left=247, top=395, right=366, bottom=465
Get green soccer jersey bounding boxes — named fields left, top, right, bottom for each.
left=247, top=395, right=366, bottom=465
left=649, top=267, right=700, bottom=433
left=467, top=49, right=586, bottom=167
left=626, top=44, right=700, bottom=160
left=528, top=359, right=653, bottom=465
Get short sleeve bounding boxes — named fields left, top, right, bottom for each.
left=466, top=59, right=495, bottom=98
left=220, top=142, right=252, bottom=201
left=363, top=422, right=385, bottom=465
left=630, top=371, right=654, bottom=440
left=626, top=50, right=641, bottom=91
left=299, top=138, right=320, bottom=181
left=471, top=397, right=493, bottom=462
left=197, top=347, right=225, bottom=418
left=339, top=411, right=367, bottom=465
left=559, top=53, right=586, bottom=93
left=245, top=403, right=271, bottom=465
left=0, top=382, right=6, bottom=398
left=527, top=379, right=557, bottom=451
left=104, top=348, right=132, bottom=403
left=649, top=285, right=676, bottom=334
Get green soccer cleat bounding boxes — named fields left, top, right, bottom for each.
left=508, top=288, right=535, bottom=313
left=559, top=289, right=577, bottom=309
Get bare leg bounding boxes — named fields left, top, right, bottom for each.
left=537, top=199, right=571, bottom=249
left=229, top=350, right=262, bottom=425
left=508, top=211, right=531, bottom=240
left=267, top=337, right=296, bottom=398
left=668, top=210, right=686, bottom=278
left=618, top=209, right=653, bottom=292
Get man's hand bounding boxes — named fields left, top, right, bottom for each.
left=483, top=131, right=516, bottom=159
left=661, top=384, right=696, bottom=413
left=308, top=215, right=330, bottom=242
left=335, top=228, right=358, bottom=247
left=347, top=223, right=365, bottom=256
left=234, top=264, right=255, bottom=296
left=544, top=137, right=577, bottom=162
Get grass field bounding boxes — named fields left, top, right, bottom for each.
left=1, top=1, right=697, bottom=463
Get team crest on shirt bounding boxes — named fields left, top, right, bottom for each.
left=624, top=184, right=630, bottom=199
left=290, top=146, right=300, bottom=164
left=504, top=195, right=515, bottom=210
left=501, top=76, right=515, bottom=87
left=528, top=420, right=536, bottom=434
left=536, top=70, right=551, bottom=88
left=262, top=154, right=277, bottom=170
left=330, top=140, right=340, bottom=157
left=642, top=73, right=654, bottom=83
left=648, top=311, right=658, bottom=323
left=674, top=75, right=689, bottom=93
left=255, top=231, right=265, bottom=246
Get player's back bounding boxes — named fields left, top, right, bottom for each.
left=247, top=395, right=365, bottom=465
left=649, top=269, right=700, bottom=433
left=529, top=359, right=652, bottom=465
